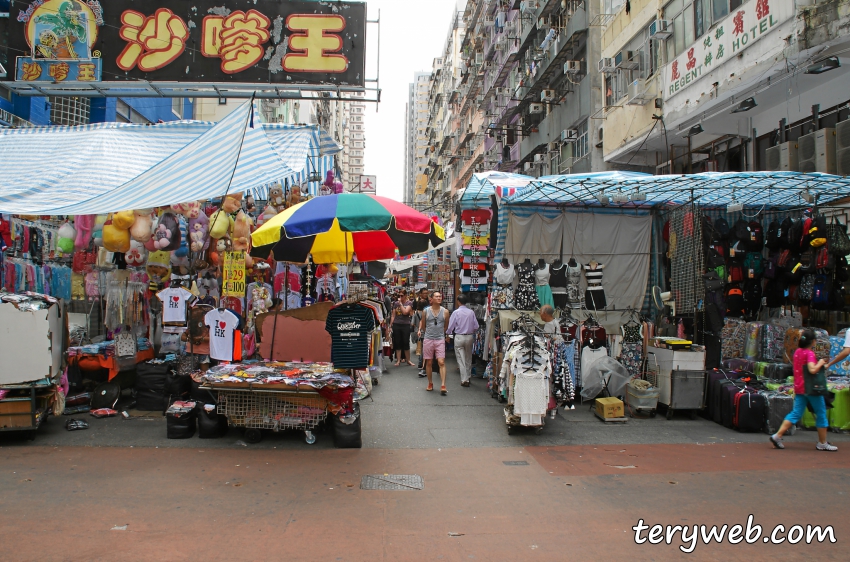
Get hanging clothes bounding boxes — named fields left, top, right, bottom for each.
left=534, top=263, right=554, bottom=307
left=584, top=262, right=606, bottom=310
left=514, top=262, right=540, bottom=310
left=565, top=262, right=582, bottom=308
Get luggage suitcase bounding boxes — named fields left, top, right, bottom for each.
left=828, top=336, right=850, bottom=376
left=813, top=328, right=831, bottom=362
left=759, top=323, right=786, bottom=361
left=754, top=361, right=770, bottom=378
left=764, top=362, right=793, bottom=381
left=706, top=370, right=744, bottom=423
left=733, top=390, right=766, bottom=432
left=784, top=327, right=830, bottom=362
left=721, top=318, right=747, bottom=360
left=135, top=360, right=173, bottom=411
left=762, top=391, right=795, bottom=434
left=721, top=358, right=754, bottom=371
left=744, top=322, right=764, bottom=361
left=720, top=381, right=745, bottom=428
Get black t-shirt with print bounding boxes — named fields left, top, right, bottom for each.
left=325, top=304, right=376, bottom=368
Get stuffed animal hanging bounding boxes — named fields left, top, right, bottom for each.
left=130, top=209, right=153, bottom=242
left=189, top=212, right=210, bottom=252
left=92, top=215, right=107, bottom=247
left=102, top=215, right=131, bottom=253
left=152, top=212, right=181, bottom=252
left=57, top=221, right=76, bottom=254
left=126, top=239, right=148, bottom=267
left=74, top=215, right=94, bottom=251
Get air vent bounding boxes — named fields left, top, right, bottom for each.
left=836, top=120, right=850, bottom=176
left=797, top=129, right=836, bottom=174
left=765, top=142, right=798, bottom=172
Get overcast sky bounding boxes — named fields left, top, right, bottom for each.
left=363, top=0, right=463, bottom=202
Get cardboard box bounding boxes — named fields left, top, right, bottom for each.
left=595, top=397, right=624, bottom=419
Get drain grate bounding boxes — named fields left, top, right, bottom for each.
left=502, top=461, right=529, bottom=466
left=360, top=474, right=424, bottom=491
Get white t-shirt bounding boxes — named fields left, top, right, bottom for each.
left=157, top=287, right=195, bottom=325
left=204, top=309, right=239, bottom=361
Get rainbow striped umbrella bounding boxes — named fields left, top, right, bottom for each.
left=251, top=193, right=445, bottom=263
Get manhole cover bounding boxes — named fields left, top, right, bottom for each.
left=503, top=461, right=529, bottom=466
left=360, top=474, right=424, bottom=491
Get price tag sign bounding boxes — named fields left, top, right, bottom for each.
left=222, top=251, right=246, bottom=297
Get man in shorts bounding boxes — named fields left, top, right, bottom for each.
left=418, top=291, right=450, bottom=395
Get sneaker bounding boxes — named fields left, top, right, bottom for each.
left=418, top=370, right=426, bottom=378
left=816, top=442, right=838, bottom=452
left=769, top=435, right=784, bottom=449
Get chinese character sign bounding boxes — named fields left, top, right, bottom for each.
left=222, top=251, right=246, bottom=297
left=663, top=0, right=792, bottom=100
left=2, top=0, right=366, bottom=86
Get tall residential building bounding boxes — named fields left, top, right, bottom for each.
left=600, top=0, right=850, bottom=175
left=405, top=72, right=432, bottom=205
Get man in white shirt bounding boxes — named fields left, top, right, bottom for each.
left=540, top=305, right=559, bottom=336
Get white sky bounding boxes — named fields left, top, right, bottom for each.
left=363, top=0, right=463, bottom=202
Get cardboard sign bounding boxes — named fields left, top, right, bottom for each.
left=222, top=251, right=246, bottom=297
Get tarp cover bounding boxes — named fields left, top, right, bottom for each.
left=0, top=101, right=341, bottom=214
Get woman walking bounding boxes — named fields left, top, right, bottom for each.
left=390, top=290, right=415, bottom=367
left=418, top=291, right=450, bottom=395
left=770, top=329, right=837, bottom=451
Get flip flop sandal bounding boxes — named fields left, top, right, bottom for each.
left=426, top=383, right=434, bottom=391
left=441, top=386, right=447, bottom=396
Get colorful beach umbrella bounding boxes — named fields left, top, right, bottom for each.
left=251, top=193, right=445, bottom=263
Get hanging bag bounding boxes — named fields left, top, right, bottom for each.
left=826, top=216, right=850, bottom=256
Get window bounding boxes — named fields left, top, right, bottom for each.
left=0, top=85, right=10, bottom=102
left=172, top=98, right=183, bottom=118
left=603, top=0, right=625, bottom=13
left=665, top=0, right=743, bottom=59
left=50, top=96, right=90, bottom=126
left=116, top=99, right=150, bottom=124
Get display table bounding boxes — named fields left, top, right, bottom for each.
left=68, top=340, right=155, bottom=381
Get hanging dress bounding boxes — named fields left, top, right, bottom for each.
left=620, top=322, right=644, bottom=379
left=584, top=262, right=606, bottom=310
left=514, top=263, right=540, bottom=310
left=534, top=263, right=554, bottom=307
left=565, top=262, right=582, bottom=308
left=492, top=261, right=516, bottom=309
left=549, top=262, right=568, bottom=309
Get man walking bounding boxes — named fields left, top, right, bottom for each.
left=447, top=294, right=479, bottom=387
left=418, top=291, right=450, bottom=395
left=414, top=287, right=431, bottom=376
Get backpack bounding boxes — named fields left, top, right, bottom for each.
left=743, top=253, right=764, bottom=278
left=733, top=219, right=750, bottom=242
left=728, top=263, right=744, bottom=283
left=764, top=279, right=785, bottom=308
left=746, top=221, right=764, bottom=251
left=811, top=275, right=831, bottom=308
left=776, top=250, right=794, bottom=270
left=815, top=246, right=833, bottom=271
left=763, top=253, right=778, bottom=279
left=703, top=271, right=725, bottom=292
left=788, top=219, right=804, bottom=250
left=798, top=274, right=815, bottom=302
left=743, top=279, right=763, bottom=315
left=728, top=240, right=746, bottom=261
left=726, top=287, right=746, bottom=317
left=765, top=221, right=782, bottom=251
left=779, top=218, right=795, bottom=249
left=714, top=217, right=730, bottom=240
left=808, top=215, right=827, bottom=248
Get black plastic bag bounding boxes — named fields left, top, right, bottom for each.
left=198, top=406, right=228, bottom=439
left=331, top=403, right=362, bottom=449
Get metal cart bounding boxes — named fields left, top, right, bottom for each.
left=211, top=385, right=329, bottom=444
left=0, top=382, right=52, bottom=440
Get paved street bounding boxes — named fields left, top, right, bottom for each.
left=1, top=359, right=848, bottom=560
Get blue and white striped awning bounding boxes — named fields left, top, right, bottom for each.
left=0, top=100, right=341, bottom=215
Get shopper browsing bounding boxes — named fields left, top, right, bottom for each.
left=770, top=329, right=837, bottom=451
left=418, top=291, right=450, bottom=395
left=539, top=305, right=559, bottom=336
left=390, top=289, right=415, bottom=367
left=446, top=294, right=479, bottom=387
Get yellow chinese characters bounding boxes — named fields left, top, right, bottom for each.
left=283, top=14, right=348, bottom=73
left=77, top=63, right=97, bottom=81
left=21, top=62, right=43, bottom=81
left=48, top=62, right=70, bottom=81
left=202, top=10, right=271, bottom=74
left=117, top=8, right=189, bottom=72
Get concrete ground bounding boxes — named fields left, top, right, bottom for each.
left=1, top=357, right=848, bottom=560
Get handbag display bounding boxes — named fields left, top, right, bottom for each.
left=826, top=216, right=850, bottom=256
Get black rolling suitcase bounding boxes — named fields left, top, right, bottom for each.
left=733, top=390, right=766, bottom=432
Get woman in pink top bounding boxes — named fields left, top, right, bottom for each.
left=770, top=330, right=836, bottom=451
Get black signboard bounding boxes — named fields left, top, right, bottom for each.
left=0, top=0, right=367, bottom=86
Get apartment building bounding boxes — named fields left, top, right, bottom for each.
left=405, top=72, right=431, bottom=205
left=600, top=0, right=850, bottom=175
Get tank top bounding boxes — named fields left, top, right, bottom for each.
left=494, top=262, right=515, bottom=285
left=534, top=263, right=550, bottom=286
left=424, top=306, right=448, bottom=340
left=549, top=263, right=568, bottom=290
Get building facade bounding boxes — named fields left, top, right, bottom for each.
left=405, top=72, right=431, bottom=205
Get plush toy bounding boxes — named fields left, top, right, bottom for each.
left=129, top=209, right=153, bottom=242
left=173, top=215, right=189, bottom=258
left=221, top=193, right=243, bottom=214
left=112, top=210, right=136, bottom=231
left=92, top=215, right=107, bottom=247
left=232, top=210, right=253, bottom=252
left=74, top=215, right=94, bottom=251
left=152, top=212, right=181, bottom=252
left=146, top=250, right=171, bottom=289
left=189, top=212, right=210, bottom=252
left=57, top=221, right=76, bottom=254
left=267, top=184, right=285, bottom=210
left=286, top=186, right=302, bottom=209
left=245, top=195, right=256, bottom=214
left=251, top=285, right=272, bottom=316
left=126, top=239, right=148, bottom=267
left=102, top=216, right=131, bottom=253
left=334, top=180, right=344, bottom=194
left=209, top=237, right=230, bottom=267
left=256, top=204, right=277, bottom=228
left=172, top=201, right=202, bottom=219
left=209, top=208, right=234, bottom=239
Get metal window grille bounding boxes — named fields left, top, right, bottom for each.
left=668, top=205, right=705, bottom=314
left=49, top=96, right=89, bottom=126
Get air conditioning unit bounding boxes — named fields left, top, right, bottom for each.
left=484, top=15, right=495, bottom=25
left=598, top=57, right=616, bottom=74
left=836, top=119, right=850, bottom=176
left=506, top=19, right=517, bottom=32
left=495, top=87, right=505, bottom=95
left=530, top=103, right=544, bottom=114
left=524, top=162, right=534, bottom=172
left=495, top=41, right=505, bottom=51
left=540, top=89, right=555, bottom=102
left=564, top=60, right=581, bottom=74
left=485, top=61, right=494, bottom=68
left=548, top=142, right=559, bottom=153
left=534, top=154, right=546, bottom=163
left=765, top=142, right=799, bottom=172
left=615, top=50, right=638, bottom=70
left=521, top=1, right=539, bottom=14
left=538, top=17, right=549, bottom=30
left=475, top=52, right=484, bottom=64
left=797, top=128, right=837, bottom=174
left=518, top=117, right=526, bottom=127
left=649, top=20, right=672, bottom=41
left=561, top=129, right=578, bottom=142
left=627, top=80, right=654, bottom=105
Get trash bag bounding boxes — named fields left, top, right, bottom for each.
left=331, top=403, right=362, bottom=449
left=166, top=407, right=196, bottom=439
left=580, top=356, right=631, bottom=401
left=90, top=382, right=121, bottom=410
left=198, top=405, right=228, bottom=439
